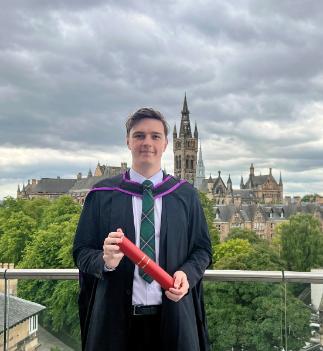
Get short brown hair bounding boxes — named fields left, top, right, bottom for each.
left=126, top=108, right=169, bottom=136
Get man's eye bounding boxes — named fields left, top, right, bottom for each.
left=135, top=134, right=144, bottom=139
left=152, top=135, right=161, bottom=139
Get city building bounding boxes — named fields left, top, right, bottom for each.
left=214, top=201, right=323, bottom=241
left=0, top=263, right=45, bottom=351
left=17, top=162, right=128, bottom=203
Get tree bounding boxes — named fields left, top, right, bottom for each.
left=205, top=228, right=310, bottom=350
left=278, top=213, right=323, bottom=271
left=0, top=211, right=37, bottom=264
left=226, top=227, right=261, bottom=244
left=198, top=191, right=219, bottom=246
left=301, top=193, right=319, bottom=202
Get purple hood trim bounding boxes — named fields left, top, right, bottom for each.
left=88, top=179, right=188, bottom=199
left=154, top=180, right=187, bottom=199
left=122, top=172, right=172, bottom=188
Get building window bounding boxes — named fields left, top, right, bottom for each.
left=190, top=159, right=194, bottom=169
left=29, top=315, right=38, bottom=334
left=280, top=210, right=284, bottom=218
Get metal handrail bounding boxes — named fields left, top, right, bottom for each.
left=1, top=268, right=323, bottom=283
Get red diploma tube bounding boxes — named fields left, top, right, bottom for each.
left=119, top=236, right=174, bottom=290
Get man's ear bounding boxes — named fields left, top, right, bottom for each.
left=126, top=137, right=130, bottom=150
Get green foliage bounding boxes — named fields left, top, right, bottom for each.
left=278, top=213, right=323, bottom=271
left=301, top=193, right=319, bottom=202
left=198, top=191, right=219, bottom=246
left=205, top=281, right=310, bottom=350
left=226, top=227, right=261, bottom=244
left=0, top=196, right=82, bottom=347
left=213, top=238, right=253, bottom=269
left=206, top=227, right=310, bottom=350
left=0, top=211, right=37, bottom=263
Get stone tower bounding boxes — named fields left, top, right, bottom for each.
left=173, top=94, right=198, bottom=184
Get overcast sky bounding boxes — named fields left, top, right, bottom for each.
left=1, top=0, right=323, bottom=199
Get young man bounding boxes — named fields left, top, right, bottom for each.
left=73, top=108, right=212, bottom=351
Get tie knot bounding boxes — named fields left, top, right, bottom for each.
left=142, top=179, right=154, bottom=190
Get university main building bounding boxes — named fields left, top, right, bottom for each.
left=17, top=95, right=323, bottom=240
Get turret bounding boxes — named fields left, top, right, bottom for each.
left=88, top=169, right=93, bottom=178
left=240, top=176, right=244, bottom=189
left=250, top=163, right=254, bottom=177
left=179, top=93, right=192, bottom=138
left=194, top=121, right=198, bottom=139
left=227, top=174, right=232, bottom=192
left=173, top=124, right=177, bottom=139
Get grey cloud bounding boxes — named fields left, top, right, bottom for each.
left=1, top=0, right=323, bottom=198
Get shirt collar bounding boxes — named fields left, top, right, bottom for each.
left=129, top=168, right=163, bottom=186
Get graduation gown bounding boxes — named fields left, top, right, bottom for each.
left=73, top=173, right=212, bottom=351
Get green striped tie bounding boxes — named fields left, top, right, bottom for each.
left=139, top=180, right=155, bottom=283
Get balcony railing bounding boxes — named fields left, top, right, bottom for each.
left=1, top=268, right=323, bottom=282
left=1, top=269, right=323, bottom=351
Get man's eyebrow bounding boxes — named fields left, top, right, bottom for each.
left=132, top=131, right=163, bottom=135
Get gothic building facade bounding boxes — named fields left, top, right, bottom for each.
left=197, top=158, right=283, bottom=205
left=214, top=201, right=323, bottom=242
left=173, top=94, right=198, bottom=184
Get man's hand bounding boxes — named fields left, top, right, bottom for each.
left=103, top=228, right=125, bottom=269
left=165, top=271, right=189, bottom=302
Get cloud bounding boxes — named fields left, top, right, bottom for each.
left=0, top=0, right=323, bottom=199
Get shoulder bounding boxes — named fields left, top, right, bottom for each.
left=84, top=174, right=123, bottom=205
left=167, top=177, right=200, bottom=202
left=92, top=174, right=123, bottom=189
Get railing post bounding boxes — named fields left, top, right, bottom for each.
left=3, top=268, right=8, bottom=351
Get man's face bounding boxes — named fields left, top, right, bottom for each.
left=127, top=118, right=168, bottom=171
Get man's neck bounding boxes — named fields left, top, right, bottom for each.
left=131, top=164, right=162, bottom=179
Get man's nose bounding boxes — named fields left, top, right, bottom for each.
left=143, top=136, right=153, bottom=144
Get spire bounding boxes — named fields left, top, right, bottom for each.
left=173, top=124, right=177, bottom=138
left=227, top=174, right=232, bottom=192
left=17, top=184, right=20, bottom=192
left=240, top=175, right=244, bottom=189
left=269, top=167, right=272, bottom=175
left=182, top=92, right=189, bottom=115
left=279, top=171, right=283, bottom=186
left=179, top=93, right=192, bottom=138
left=218, top=170, right=221, bottom=178
left=197, top=141, right=204, bottom=166
left=196, top=140, right=205, bottom=181
left=194, top=121, right=198, bottom=139
left=88, top=168, right=93, bottom=178
left=250, top=163, right=254, bottom=177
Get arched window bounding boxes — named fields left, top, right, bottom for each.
left=186, top=157, right=189, bottom=169
left=179, top=156, right=181, bottom=169
left=190, top=159, right=194, bottom=169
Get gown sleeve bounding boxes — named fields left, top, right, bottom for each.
left=178, top=189, right=212, bottom=289
left=73, top=191, right=106, bottom=279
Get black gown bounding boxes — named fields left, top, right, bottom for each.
left=73, top=173, right=212, bottom=351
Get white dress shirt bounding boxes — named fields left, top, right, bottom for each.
left=130, top=168, right=163, bottom=306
